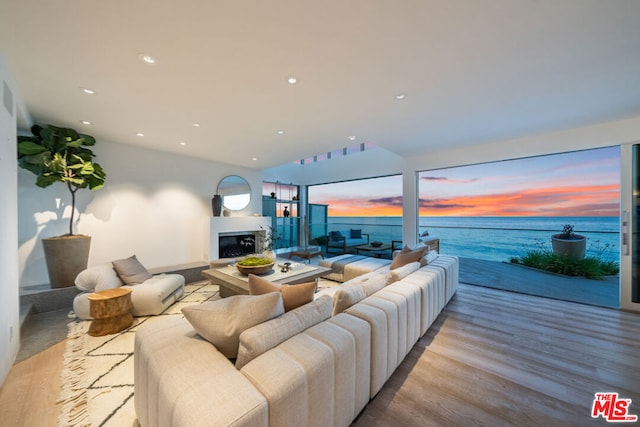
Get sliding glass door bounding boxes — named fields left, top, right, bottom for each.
left=620, top=143, right=640, bottom=312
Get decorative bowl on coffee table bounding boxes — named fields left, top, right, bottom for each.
left=235, top=257, right=275, bottom=275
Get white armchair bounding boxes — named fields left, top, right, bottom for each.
left=72, top=258, right=185, bottom=320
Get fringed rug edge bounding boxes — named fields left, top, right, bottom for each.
left=57, top=320, right=91, bottom=427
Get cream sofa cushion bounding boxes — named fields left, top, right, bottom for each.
left=332, top=271, right=387, bottom=316
left=134, top=316, right=269, bottom=427
left=384, top=282, right=422, bottom=350
left=182, top=293, right=284, bottom=359
left=74, top=262, right=123, bottom=292
left=326, top=313, right=372, bottom=417
left=240, top=313, right=372, bottom=427
left=124, top=273, right=184, bottom=317
left=236, top=295, right=332, bottom=369
left=241, top=334, right=335, bottom=426
left=344, top=302, right=389, bottom=397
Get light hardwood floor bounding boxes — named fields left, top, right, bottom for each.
left=355, top=284, right=640, bottom=426
left=0, top=340, right=65, bottom=426
left=1, top=284, right=639, bottom=426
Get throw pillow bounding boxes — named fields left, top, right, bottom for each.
left=425, top=250, right=439, bottom=264
left=390, top=246, right=427, bottom=270
left=248, top=274, right=317, bottom=312
left=181, top=293, right=284, bottom=359
left=385, top=261, right=420, bottom=285
left=329, top=230, right=343, bottom=241
left=350, top=228, right=362, bottom=239
left=332, top=286, right=366, bottom=316
left=399, top=243, right=428, bottom=254
left=111, top=255, right=153, bottom=285
left=74, top=263, right=124, bottom=292
left=332, top=271, right=387, bottom=315
left=235, top=295, right=333, bottom=369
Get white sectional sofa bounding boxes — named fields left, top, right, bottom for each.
left=134, top=254, right=458, bottom=427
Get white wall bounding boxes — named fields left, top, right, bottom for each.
left=0, top=57, right=22, bottom=385
left=406, top=115, right=640, bottom=172
left=18, top=140, right=263, bottom=287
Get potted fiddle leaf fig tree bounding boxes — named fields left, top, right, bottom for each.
left=18, top=124, right=107, bottom=288
left=551, top=224, right=586, bottom=260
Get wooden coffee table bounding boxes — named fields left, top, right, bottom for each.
left=87, top=288, right=133, bottom=336
left=202, top=261, right=331, bottom=297
left=355, top=243, right=393, bottom=258
left=288, top=245, right=324, bottom=263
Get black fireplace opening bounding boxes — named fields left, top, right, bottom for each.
left=219, top=234, right=257, bottom=258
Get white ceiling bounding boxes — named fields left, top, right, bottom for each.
left=1, top=0, right=640, bottom=169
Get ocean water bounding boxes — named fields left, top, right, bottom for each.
left=324, top=216, right=620, bottom=263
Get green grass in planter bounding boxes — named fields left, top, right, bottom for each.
left=510, top=250, right=619, bottom=279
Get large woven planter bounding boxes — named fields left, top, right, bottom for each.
left=551, top=235, right=586, bottom=259
left=42, top=235, right=91, bottom=288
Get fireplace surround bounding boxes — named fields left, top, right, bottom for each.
left=210, top=216, right=271, bottom=260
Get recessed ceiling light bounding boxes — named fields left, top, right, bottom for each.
left=192, top=123, right=201, bottom=127
left=252, top=157, right=257, bottom=161
left=348, top=135, right=356, bottom=141
left=287, top=76, right=297, bottom=84
left=179, top=141, right=186, bottom=146
left=81, top=87, right=95, bottom=95
left=138, top=53, right=157, bottom=64
left=395, top=93, right=406, bottom=100
left=136, top=132, right=145, bottom=137
left=277, top=130, right=285, bottom=135
left=80, top=120, right=92, bottom=125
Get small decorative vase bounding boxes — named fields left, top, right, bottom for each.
left=263, top=250, right=276, bottom=261
left=211, top=195, right=222, bottom=217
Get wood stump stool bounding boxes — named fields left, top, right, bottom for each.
left=88, top=288, right=133, bottom=337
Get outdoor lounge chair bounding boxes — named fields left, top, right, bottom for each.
left=326, top=229, right=370, bottom=254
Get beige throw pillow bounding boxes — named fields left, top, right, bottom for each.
left=111, top=255, right=153, bottom=285
left=390, top=246, right=427, bottom=270
left=235, top=295, right=333, bottom=369
left=248, top=274, right=317, bottom=312
left=385, top=261, right=421, bottom=285
left=394, top=243, right=429, bottom=266
left=332, top=271, right=387, bottom=315
left=182, top=293, right=284, bottom=359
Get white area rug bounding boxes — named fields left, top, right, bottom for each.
left=57, top=281, right=221, bottom=427
left=57, top=278, right=339, bottom=427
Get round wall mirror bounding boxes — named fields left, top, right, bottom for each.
left=217, top=175, right=251, bottom=211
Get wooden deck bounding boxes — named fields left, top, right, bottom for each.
left=458, top=257, right=619, bottom=308
left=355, top=283, right=640, bottom=427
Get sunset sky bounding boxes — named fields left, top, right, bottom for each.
left=307, top=146, right=620, bottom=217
